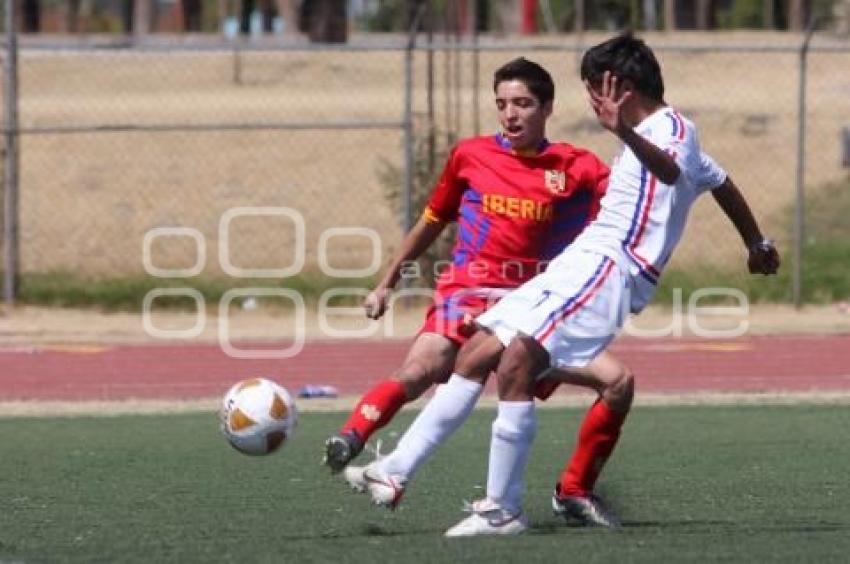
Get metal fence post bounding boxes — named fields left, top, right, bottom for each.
left=471, top=1, right=480, bottom=136
left=793, top=19, right=818, bottom=308
left=842, top=127, right=850, bottom=168
left=3, top=0, right=20, bottom=305
left=402, top=4, right=426, bottom=234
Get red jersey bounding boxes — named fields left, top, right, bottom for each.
left=425, top=134, right=610, bottom=290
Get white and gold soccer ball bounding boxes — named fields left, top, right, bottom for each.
left=220, top=378, right=298, bottom=456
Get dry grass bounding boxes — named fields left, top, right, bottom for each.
left=14, top=33, right=850, bottom=277
left=2, top=302, right=848, bottom=347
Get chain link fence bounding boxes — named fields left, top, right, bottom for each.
left=11, top=45, right=408, bottom=282
left=417, top=38, right=850, bottom=304
left=3, top=33, right=849, bottom=305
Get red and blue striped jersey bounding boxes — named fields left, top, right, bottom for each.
left=425, top=134, right=609, bottom=289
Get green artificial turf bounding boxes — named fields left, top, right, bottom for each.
left=1, top=406, right=848, bottom=563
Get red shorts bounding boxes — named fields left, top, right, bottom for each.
left=417, top=284, right=560, bottom=400
left=418, top=290, right=493, bottom=347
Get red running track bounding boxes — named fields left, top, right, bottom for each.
left=0, top=334, right=848, bottom=402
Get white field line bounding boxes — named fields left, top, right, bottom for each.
left=3, top=391, right=850, bottom=418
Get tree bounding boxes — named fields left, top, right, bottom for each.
left=663, top=0, right=677, bottom=30
left=218, top=0, right=233, bottom=29
left=762, top=0, right=775, bottom=28
left=66, top=0, right=82, bottom=32
left=789, top=0, right=805, bottom=30
left=696, top=0, right=712, bottom=29
left=299, top=0, right=347, bottom=43
left=643, top=0, right=658, bottom=29
left=133, top=0, right=152, bottom=36
left=22, top=0, right=40, bottom=32
left=276, top=0, right=299, bottom=34
left=837, top=0, right=850, bottom=35
left=182, top=0, right=202, bottom=31
left=575, top=0, right=585, bottom=31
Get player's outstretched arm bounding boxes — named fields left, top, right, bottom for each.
left=711, top=177, right=780, bottom=275
left=617, top=127, right=680, bottom=185
left=364, top=215, right=447, bottom=319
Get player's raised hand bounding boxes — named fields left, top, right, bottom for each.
left=364, top=286, right=392, bottom=319
left=747, top=240, right=780, bottom=275
left=585, top=71, right=632, bottom=136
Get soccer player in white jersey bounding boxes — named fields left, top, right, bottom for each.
left=348, top=33, right=779, bottom=536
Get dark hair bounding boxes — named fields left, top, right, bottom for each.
left=493, top=57, right=555, bottom=106
left=580, top=33, right=664, bottom=101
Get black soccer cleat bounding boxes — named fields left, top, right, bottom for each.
left=323, top=430, right=364, bottom=474
left=551, top=483, right=621, bottom=528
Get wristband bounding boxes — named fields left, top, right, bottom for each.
left=748, top=237, right=774, bottom=253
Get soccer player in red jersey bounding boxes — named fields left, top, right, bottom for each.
left=323, top=57, right=611, bottom=472
left=351, top=35, right=778, bottom=535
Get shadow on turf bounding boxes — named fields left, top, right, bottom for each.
left=283, top=520, right=849, bottom=540
left=361, top=523, right=406, bottom=537
left=275, top=526, right=445, bottom=542
left=617, top=519, right=734, bottom=530
left=624, top=520, right=849, bottom=532
left=532, top=520, right=850, bottom=534
left=358, top=522, right=458, bottom=537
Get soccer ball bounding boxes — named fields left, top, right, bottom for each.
left=220, top=378, right=297, bottom=456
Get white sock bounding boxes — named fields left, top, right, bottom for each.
left=486, top=401, right=537, bottom=515
left=379, top=374, right=483, bottom=481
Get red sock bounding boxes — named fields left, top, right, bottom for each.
left=558, top=399, right=628, bottom=497
left=340, top=379, right=408, bottom=443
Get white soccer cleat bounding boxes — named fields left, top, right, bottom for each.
left=444, top=498, right=529, bottom=537
left=362, top=462, right=406, bottom=509
left=342, top=464, right=368, bottom=493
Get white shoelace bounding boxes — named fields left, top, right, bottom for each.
left=461, top=499, right=493, bottom=514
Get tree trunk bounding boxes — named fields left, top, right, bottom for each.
left=836, top=0, right=850, bottom=35
left=490, top=0, right=519, bottom=34
left=643, top=0, right=658, bottom=30
left=22, top=0, right=40, bottom=32
left=789, top=0, right=805, bottom=31
left=304, top=0, right=347, bottom=43
left=182, top=0, right=202, bottom=31
left=663, top=0, right=676, bottom=30
left=574, top=0, right=584, bottom=32
left=275, top=0, right=299, bottom=35
left=696, top=0, right=711, bottom=29
left=133, top=0, right=152, bottom=36
left=629, top=0, right=640, bottom=30
left=66, top=0, right=81, bottom=32
left=762, top=0, right=774, bottom=29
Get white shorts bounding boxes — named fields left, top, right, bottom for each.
left=476, top=249, right=628, bottom=369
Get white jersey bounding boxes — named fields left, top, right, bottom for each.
left=567, top=106, right=726, bottom=312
